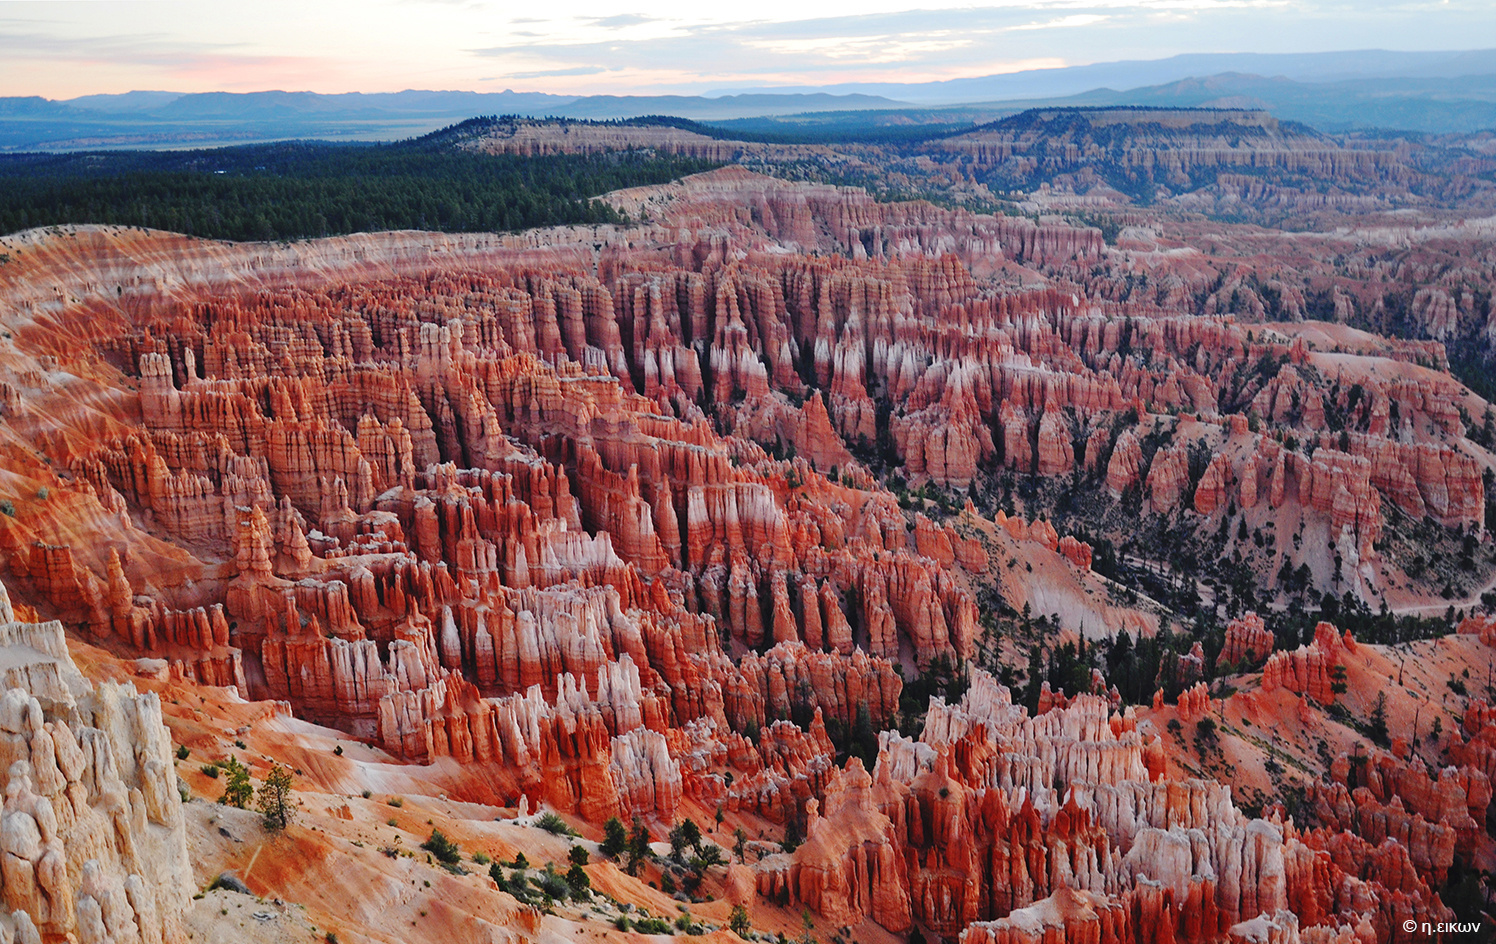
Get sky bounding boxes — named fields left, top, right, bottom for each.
left=1, top=0, right=1495, bottom=100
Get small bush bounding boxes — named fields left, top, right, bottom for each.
left=472, top=851, right=491, bottom=865
left=504, top=868, right=533, bottom=902
left=175, top=745, right=190, bottom=761
left=532, top=865, right=569, bottom=901
left=387, top=797, right=404, bottom=807
left=333, top=745, right=343, bottom=756
left=0, top=500, right=15, bottom=517
left=200, top=764, right=220, bottom=779
left=534, top=811, right=577, bottom=836
left=361, top=789, right=371, bottom=799
left=421, top=829, right=462, bottom=866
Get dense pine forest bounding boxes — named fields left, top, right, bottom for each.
left=0, top=121, right=719, bottom=241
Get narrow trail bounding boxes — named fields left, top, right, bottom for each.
left=242, top=842, right=264, bottom=883
left=1388, top=567, right=1496, bottom=617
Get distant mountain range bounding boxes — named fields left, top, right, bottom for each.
left=4, top=48, right=1496, bottom=152
left=0, top=90, right=906, bottom=151
left=718, top=71, right=1496, bottom=138
left=708, top=48, right=1496, bottom=104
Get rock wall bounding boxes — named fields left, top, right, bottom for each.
left=759, top=668, right=1449, bottom=944
left=0, top=580, right=191, bottom=944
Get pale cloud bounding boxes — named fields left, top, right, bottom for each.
left=741, top=33, right=977, bottom=62
left=0, top=0, right=1492, bottom=99
left=1008, top=14, right=1111, bottom=30
left=508, top=65, right=609, bottom=78
left=586, top=14, right=658, bottom=28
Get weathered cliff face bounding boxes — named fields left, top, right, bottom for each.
left=1262, top=623, right=1353, bottom=706
left=936, top=108, right=1416, bottom=217
left=749, top=668, right=1442, bottom=944
left=0, top=580, right=191, bottom=944
left=1223, top=612, right=1275, bottom=669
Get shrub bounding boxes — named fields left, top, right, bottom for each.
left=200, top=764, right=220, bottom=779
left=175, top=744, right=190, bottom=761
left=504, top=868, right=532, bottom=902
left=421, top=829, right=461, bottom=866
left=472, top=851, right=491, bottom=865
left=532, top=865, right=569, bottom=901
left=387, top=797, right=403, bottom=807
left=534, top=811, right=577, bottom=836
left=568, top=845, right=589, bottom=866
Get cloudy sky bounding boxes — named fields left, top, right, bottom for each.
left=2, top=0, right=1494, bottom=100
